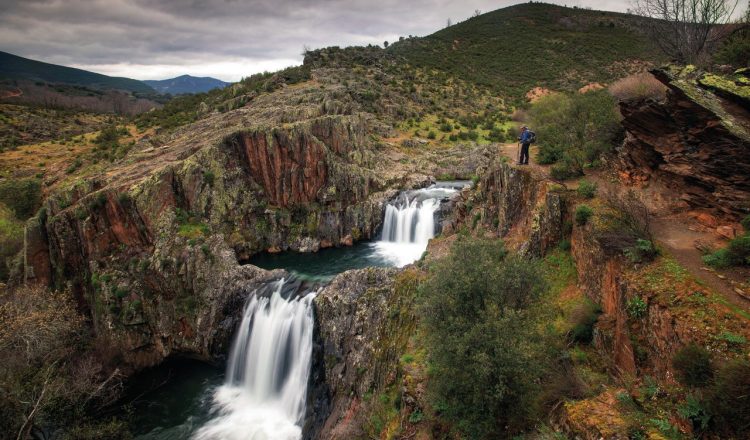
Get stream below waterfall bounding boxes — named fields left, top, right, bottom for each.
left=129, top=181, right=468, bottom=440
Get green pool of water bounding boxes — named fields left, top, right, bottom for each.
left=250, top=241, right=396, bottom=282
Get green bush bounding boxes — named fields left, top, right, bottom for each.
left=624, top=239, right=659, bottom=263
left=702, top=248, right=732, bottom=268
left=575, top=205, right=594, bottom=226
left=704, top=235, right=750, bottom=268
left=626, top=296, right=647, bottom=319
left=568, top=300, right=601, bottom=344
left=0, top=178, right=42, bottom=220
left=419, top=237, right=549, bottom=437
left=0, top=205, right=23, bottom=281
left=577, top=180, right=597, bottom=199
left=741, top=214, right=750, bottom=232
left=706, top=359, right=750, bottom=436
left=673, top=344, right=713, bottom=387
left=529, top=91, right=622, bottom=179
left=677, top=394, right=711, bottom=433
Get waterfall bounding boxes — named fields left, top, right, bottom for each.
left=194, top=279, right=315, bottom=440
left=374, top=183, right=460, bottom=267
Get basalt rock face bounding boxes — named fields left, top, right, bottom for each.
left=471, top=161, right=565, bottom=256
left=617, top=66, right=750, bottom=219
left=15, top=72, right=418, bottom=371
left=312, top=267, right=414, bottom=440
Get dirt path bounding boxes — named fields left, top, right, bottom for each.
left=496, top=143, right=750, bottom=311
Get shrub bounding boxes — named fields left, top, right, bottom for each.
left=427, top=130, right=437, bottom=140
left=626, top=296, right=648, bottom=319
left=703, top=248, right=732, bottom=268
left=0, top=204, right=23, bottom=281
left=595, top=190, right=653, bottom=256
left=529, top=90, right=622, bottom=177
left=575, top=205, right=594, bottom=226
left=741, top=214, right=750, bottom=232
left=203, top=170, right=216, bottom=186
left=577, top=180, right=597, bottom=199
left=568, top=300, right=602, bottom=343
left=624, top=239, right=659, bottom=263
left=673, top=344, right=713, bottom=387
left=704, top=235, right=750, bottom=268
left=439, top=122, right=453, bottom=132
left=0, top=178, right=42, bottom=220
left=677, top=394, right=711, bottom=432
left=608, top=73, right=667, bottom=102
left=706, top=359, right=750, bottom=436
left=419, top=237, right=549, bottom=437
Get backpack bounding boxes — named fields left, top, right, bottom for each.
left=527, top=130, right=536, bottom=144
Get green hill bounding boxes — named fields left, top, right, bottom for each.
left=0, top=50, right=155, bottom=94
left=389, top=3, right=664, bottom=103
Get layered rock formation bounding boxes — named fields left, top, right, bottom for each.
left=13, top=64, right=427, bottom=371
left=618, top=66, right=750, bottom=220
left=461, top=160, right=565, bottom=257
left=312, top=267, right=415, bottom=440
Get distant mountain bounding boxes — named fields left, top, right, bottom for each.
left=0, top=50, right=155, bottom=94
left=144, top=75, right=230, bottom=94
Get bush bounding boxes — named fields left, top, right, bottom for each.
left=595, top=190, right=653, bottom=256
left=704, top=235, right=750, bottom=268
left=741, top=214, right=750, bottom=232
left=577, top=179, right=597, bottom=199
left=0, top=178, right=42, bottom=220
left=624, top=239, right=659, bottom=263
left=626, top=296, right=648, bottom=319
left=703, top=248, right=732, bottom=268
left=419, top=237, right=549, bottom=437
left=529, top=90, right=622, bottom=177
left=575, top=205, right=594, bottom=226
left=706, top=359, right=750, bottom=436
left=608, top=73, right=667, bottom=102
left=0, top=205, right=23, bottom=281
left=673, top=344, right=713, bottom=387
left=568, top=300, right=602, bottom=344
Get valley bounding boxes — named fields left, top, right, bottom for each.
left=1, top=2, right=749, bottom=440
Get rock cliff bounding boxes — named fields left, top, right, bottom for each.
left=618, top=66, right=750, bottom=220
left=14, top=64, right=427, bottom=371
left=312, top=267, right=416, bottom=439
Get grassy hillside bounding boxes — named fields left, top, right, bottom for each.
left=390, top=3, right=664, bottom=104
left=0, top=50, right=155, bottom=94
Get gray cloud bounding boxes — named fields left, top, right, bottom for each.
left=0, top=0, right=633, bottom=81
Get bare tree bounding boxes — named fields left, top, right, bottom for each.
left=632, top=0, right=740, bottom=64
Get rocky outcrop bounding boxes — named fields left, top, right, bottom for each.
left=13, top=69, right=421, bottom=373
left=312, top=267, right=415, bottom=440
left=464, top=160, right=565, bottom=256
left=617, top=66, right=750, bottom=220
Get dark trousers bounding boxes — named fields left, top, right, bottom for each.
left=519, top=143, right=530, bottom=165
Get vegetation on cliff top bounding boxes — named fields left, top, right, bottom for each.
left=390, top=3, right=663, bottom=104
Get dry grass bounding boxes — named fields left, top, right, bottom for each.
left=608, top=73, right=667, bottom=102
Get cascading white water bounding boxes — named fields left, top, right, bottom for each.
left=374, top=183, right=460, bottom=267
left=194, top=280, right=315, bottom=440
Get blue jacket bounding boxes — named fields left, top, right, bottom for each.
left=519, top=130, right=532, bottom=144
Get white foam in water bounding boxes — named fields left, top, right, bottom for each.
left=374, top=185, right=459, bottom=267
left=194, top=280, right=315, bottom=440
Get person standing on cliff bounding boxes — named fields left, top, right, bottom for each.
left=518, top=126, right=532, bottom=165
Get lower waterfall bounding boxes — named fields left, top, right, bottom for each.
left=194, top=279, right=315, bottom=440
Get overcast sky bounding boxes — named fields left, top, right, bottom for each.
left=0, top=0, right=635, bottom=82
